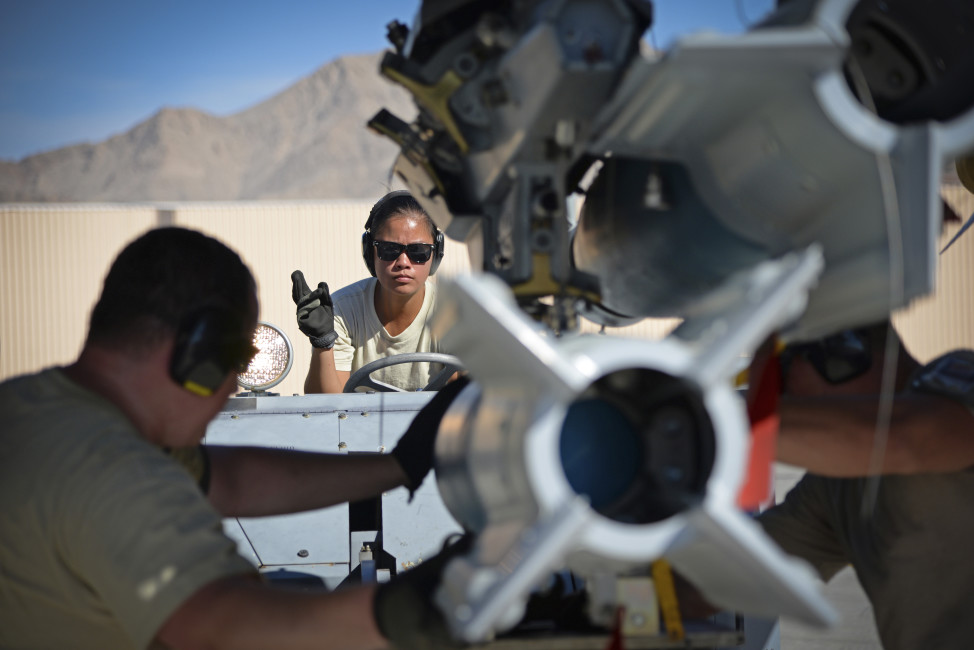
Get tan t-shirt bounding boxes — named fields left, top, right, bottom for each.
left=332, top=277, right=446, bottom=391
left=0, top=369, right=254, bottom=649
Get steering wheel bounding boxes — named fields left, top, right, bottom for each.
left=343, top=353, right=465, bottom=393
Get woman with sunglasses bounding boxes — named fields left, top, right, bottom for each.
left=292, top=191, right=450, bottom=393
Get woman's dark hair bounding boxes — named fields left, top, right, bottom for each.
left=87, top=227, right=255, bottom=353
left=366, top=191, right=437, bottom=241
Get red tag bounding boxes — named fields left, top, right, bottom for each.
left=737, top=349, right=781, bottom=510
left=604, top=606, right=626, bottom=650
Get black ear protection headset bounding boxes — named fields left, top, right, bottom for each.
left=362, top=190, right=444, bottom=277
left=169, top=307, right=257, bottom=397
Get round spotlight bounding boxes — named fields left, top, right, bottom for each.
left=237, top=321, right=293, bottom=395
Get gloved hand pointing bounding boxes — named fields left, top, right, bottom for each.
left=291, top=270, right=339, bottom=349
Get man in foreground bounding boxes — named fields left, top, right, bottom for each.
left=0, top=227, right=465, bottom=649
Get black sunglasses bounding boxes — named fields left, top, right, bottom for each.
left=373, top=240, right=435, bottom=264
left=780, top=329, right=872, bottom=385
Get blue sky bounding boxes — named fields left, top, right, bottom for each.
left=0, top=0, right=775, bottom=161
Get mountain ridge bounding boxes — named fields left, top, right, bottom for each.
left=0, top=52, right=414, bottom=202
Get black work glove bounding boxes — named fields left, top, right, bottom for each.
left=374, top=533, right=474, bottom=650
left=392, top=376, right=471, bottom=498
left=291, top=270, right=338, bottom=349
left=519, top=573, right=596, bottom=633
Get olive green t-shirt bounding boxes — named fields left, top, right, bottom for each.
left=759, top=350, right=974, bottom=650
left=0, top=368, right=254, bottom=649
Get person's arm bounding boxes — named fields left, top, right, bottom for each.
left=156, top=576, right=387, bottom=650
left=777, top=392, right=974, bottom=475
left=158, top=528, right=474, bottom=650
left=205, top=379, right=468, bottom=516
left=750, top=332, right=974, bottom=475
left=206, top=446, right=408, bottom=517
left=304, top=346, right=350, bottom=394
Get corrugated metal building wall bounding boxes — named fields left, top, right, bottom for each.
left=1, top=191, right=971, bottom=398
left=1, top=204, right=159, bottom=382
left=892, top=185, right=974, bottom=360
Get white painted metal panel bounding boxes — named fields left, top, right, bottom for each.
left=205, top=403, right=349, bottom=568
